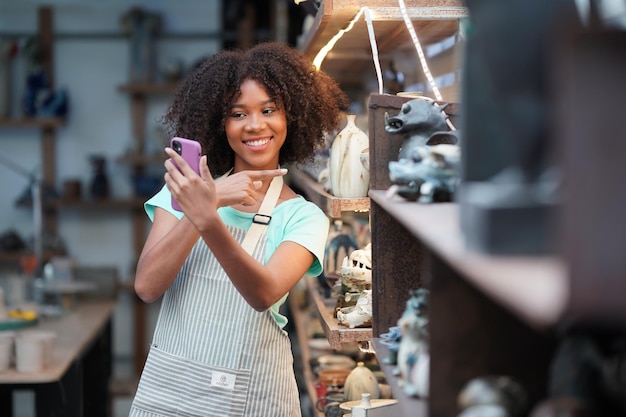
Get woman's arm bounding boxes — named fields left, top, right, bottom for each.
left=134, top=209, right=199, bottom=303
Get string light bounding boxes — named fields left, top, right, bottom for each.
left=313, top=7, right=365, bottom=70
left=364, top=7, right=384, bottom=95
left=397, top=0, right=443, bottom=101
left=312, top=2, right=457, bottom=129
left=313, top=7, right=383, bottom=94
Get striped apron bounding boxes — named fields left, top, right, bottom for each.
left=129, top=225, right=302, bottom=417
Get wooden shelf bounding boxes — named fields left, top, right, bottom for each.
left=372, top=338, right=428, bottom=417
left=289, top=168, right=369, bottom=219
left=117, top=83, right=179, bottom=95
left=304, top=276, right=372, bottom=349
left=298, top=0, right=467, bottom=85
left=369, top=190, right=568, bottom=330
left=16, top=198, right=146, bottom=210
left=0, top=250, right=66, bottom=264
left=52, top=198, right=146, bottom=209
left=0, top=117, right=64, bottom=129
left=116, top=153, right=166, bottom=166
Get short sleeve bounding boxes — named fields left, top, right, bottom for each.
left=268, top=199, right=329, bottom=277
left=144, top=185, right=184, bottom=221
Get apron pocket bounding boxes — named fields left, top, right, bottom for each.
left=133, top=346, right=252, bottom=417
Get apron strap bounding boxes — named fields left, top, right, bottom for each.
left=241, top=174, right=283, bottom=255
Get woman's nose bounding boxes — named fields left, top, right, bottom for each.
left=245, top=114, right=265, bottom=131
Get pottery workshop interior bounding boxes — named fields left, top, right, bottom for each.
left=1, top=1, right=626, bottom=417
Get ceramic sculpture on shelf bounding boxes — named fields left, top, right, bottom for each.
left=336, top=289, right=372, bottom=329
left=338, top=242, right=372, bottom=293
left=334, top=243, right=372, bottom=321
left=385, top=98, right=455, bottom=160
left=329, top=114, right=370, bottom=198
left=120, top=7, right=162, bottom=83
left=457, top=376, right=528, bottom=417
left=395, top=288, right=430, bottom=398
left=384, top=98, right=461, bottom=202
left=387, top=141, right=461, bottom=202
left=89, top=155, right=110, bottom=198
left=343, top=362, right=380, bottom=402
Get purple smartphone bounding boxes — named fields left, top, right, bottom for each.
left=170, top=137, right=202, bottom=211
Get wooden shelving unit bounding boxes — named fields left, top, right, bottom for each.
left=117, top=83, right=178, bottom=95
left=368, top=192, right=568, bottom=330
left=294, top=4, right=470, bottom=416
left=0, top=8, right=64, bottom=238
left=116, top=81, right=177, bottom=376
left=304, top=276, right=372, bottom=349
left=44, top=198, right=146, bottom=210
left=0, top=118, right=64, bottom=129
left=116, top=153, right=166, bottom=167
left=365, top=93, right=562, bottom=417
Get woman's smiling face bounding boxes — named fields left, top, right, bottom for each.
left=225, top=78, right=287, bottom=172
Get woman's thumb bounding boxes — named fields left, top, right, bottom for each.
left=199, top=156, right=213, bottom=181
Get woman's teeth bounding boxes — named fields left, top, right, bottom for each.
left=246, top=138, right=270, bottom=147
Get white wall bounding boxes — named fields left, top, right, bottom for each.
left=0, top=0, right=221, bottom=359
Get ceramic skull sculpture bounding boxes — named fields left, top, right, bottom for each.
left=339, top=243, right=372, bottom=293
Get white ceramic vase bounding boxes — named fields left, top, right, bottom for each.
left=329, top=114, right=370, bottom=198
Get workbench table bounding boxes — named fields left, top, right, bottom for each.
left=0, top=300, right=115, bottom=417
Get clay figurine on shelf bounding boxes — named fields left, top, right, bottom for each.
left=385, top=98, right=456, bottom=159
left=329, top=114, right=370, bottom=198
left=325, top=232, right=359, bottom=278
left=333, top=242, right=372, bottom=318
left=120, top=7, right=162, bottom=83
left=395, top=288, right=430, bottom=398
left=343, top=361, right=380, bottom=401
left=379, top=326, right=402, bottom=365
left=384, top=97, right=461, bottom=202
left=387, top=140, right=461, bottom=203
left=89, top=155, right=110, bottom=199
left=336, top=289, right=372, bottom=329
left=457, top=376, right=529, bottom=417
left=338, top=242, right=371, bottom=293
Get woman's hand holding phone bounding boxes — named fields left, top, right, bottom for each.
left=167, top=137, right=201, bottom=211
left=165, top=137, right=288, bottom=214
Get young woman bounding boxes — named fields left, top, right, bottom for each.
left=129, top=42, right=348, bottom=417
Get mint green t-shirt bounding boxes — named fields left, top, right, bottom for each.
left=144, top=185, right=329, bottom=328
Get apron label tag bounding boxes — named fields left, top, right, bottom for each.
left=211, top=371, right=236, bottom=390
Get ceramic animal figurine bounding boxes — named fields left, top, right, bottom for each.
left=457, top=376, right=528, bottom=417
left=379, top=326, right=402, bottom=365
left=120, top=7, right=162, bottom=83
left=89, top=155, right=110, bottom=198
left=387, top=142, right=461, bottom=202
left=384, top=98, right=454, bottom=160
left=384, top=98, right=461, bottom=202
left=395, top=288, right=429, bottom=397
left=336, top=290, right=372, bottom=329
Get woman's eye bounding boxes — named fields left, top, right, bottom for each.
left=263, top=108, right=276, bottom=115
left=231, top=112, right=245, bottom=119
